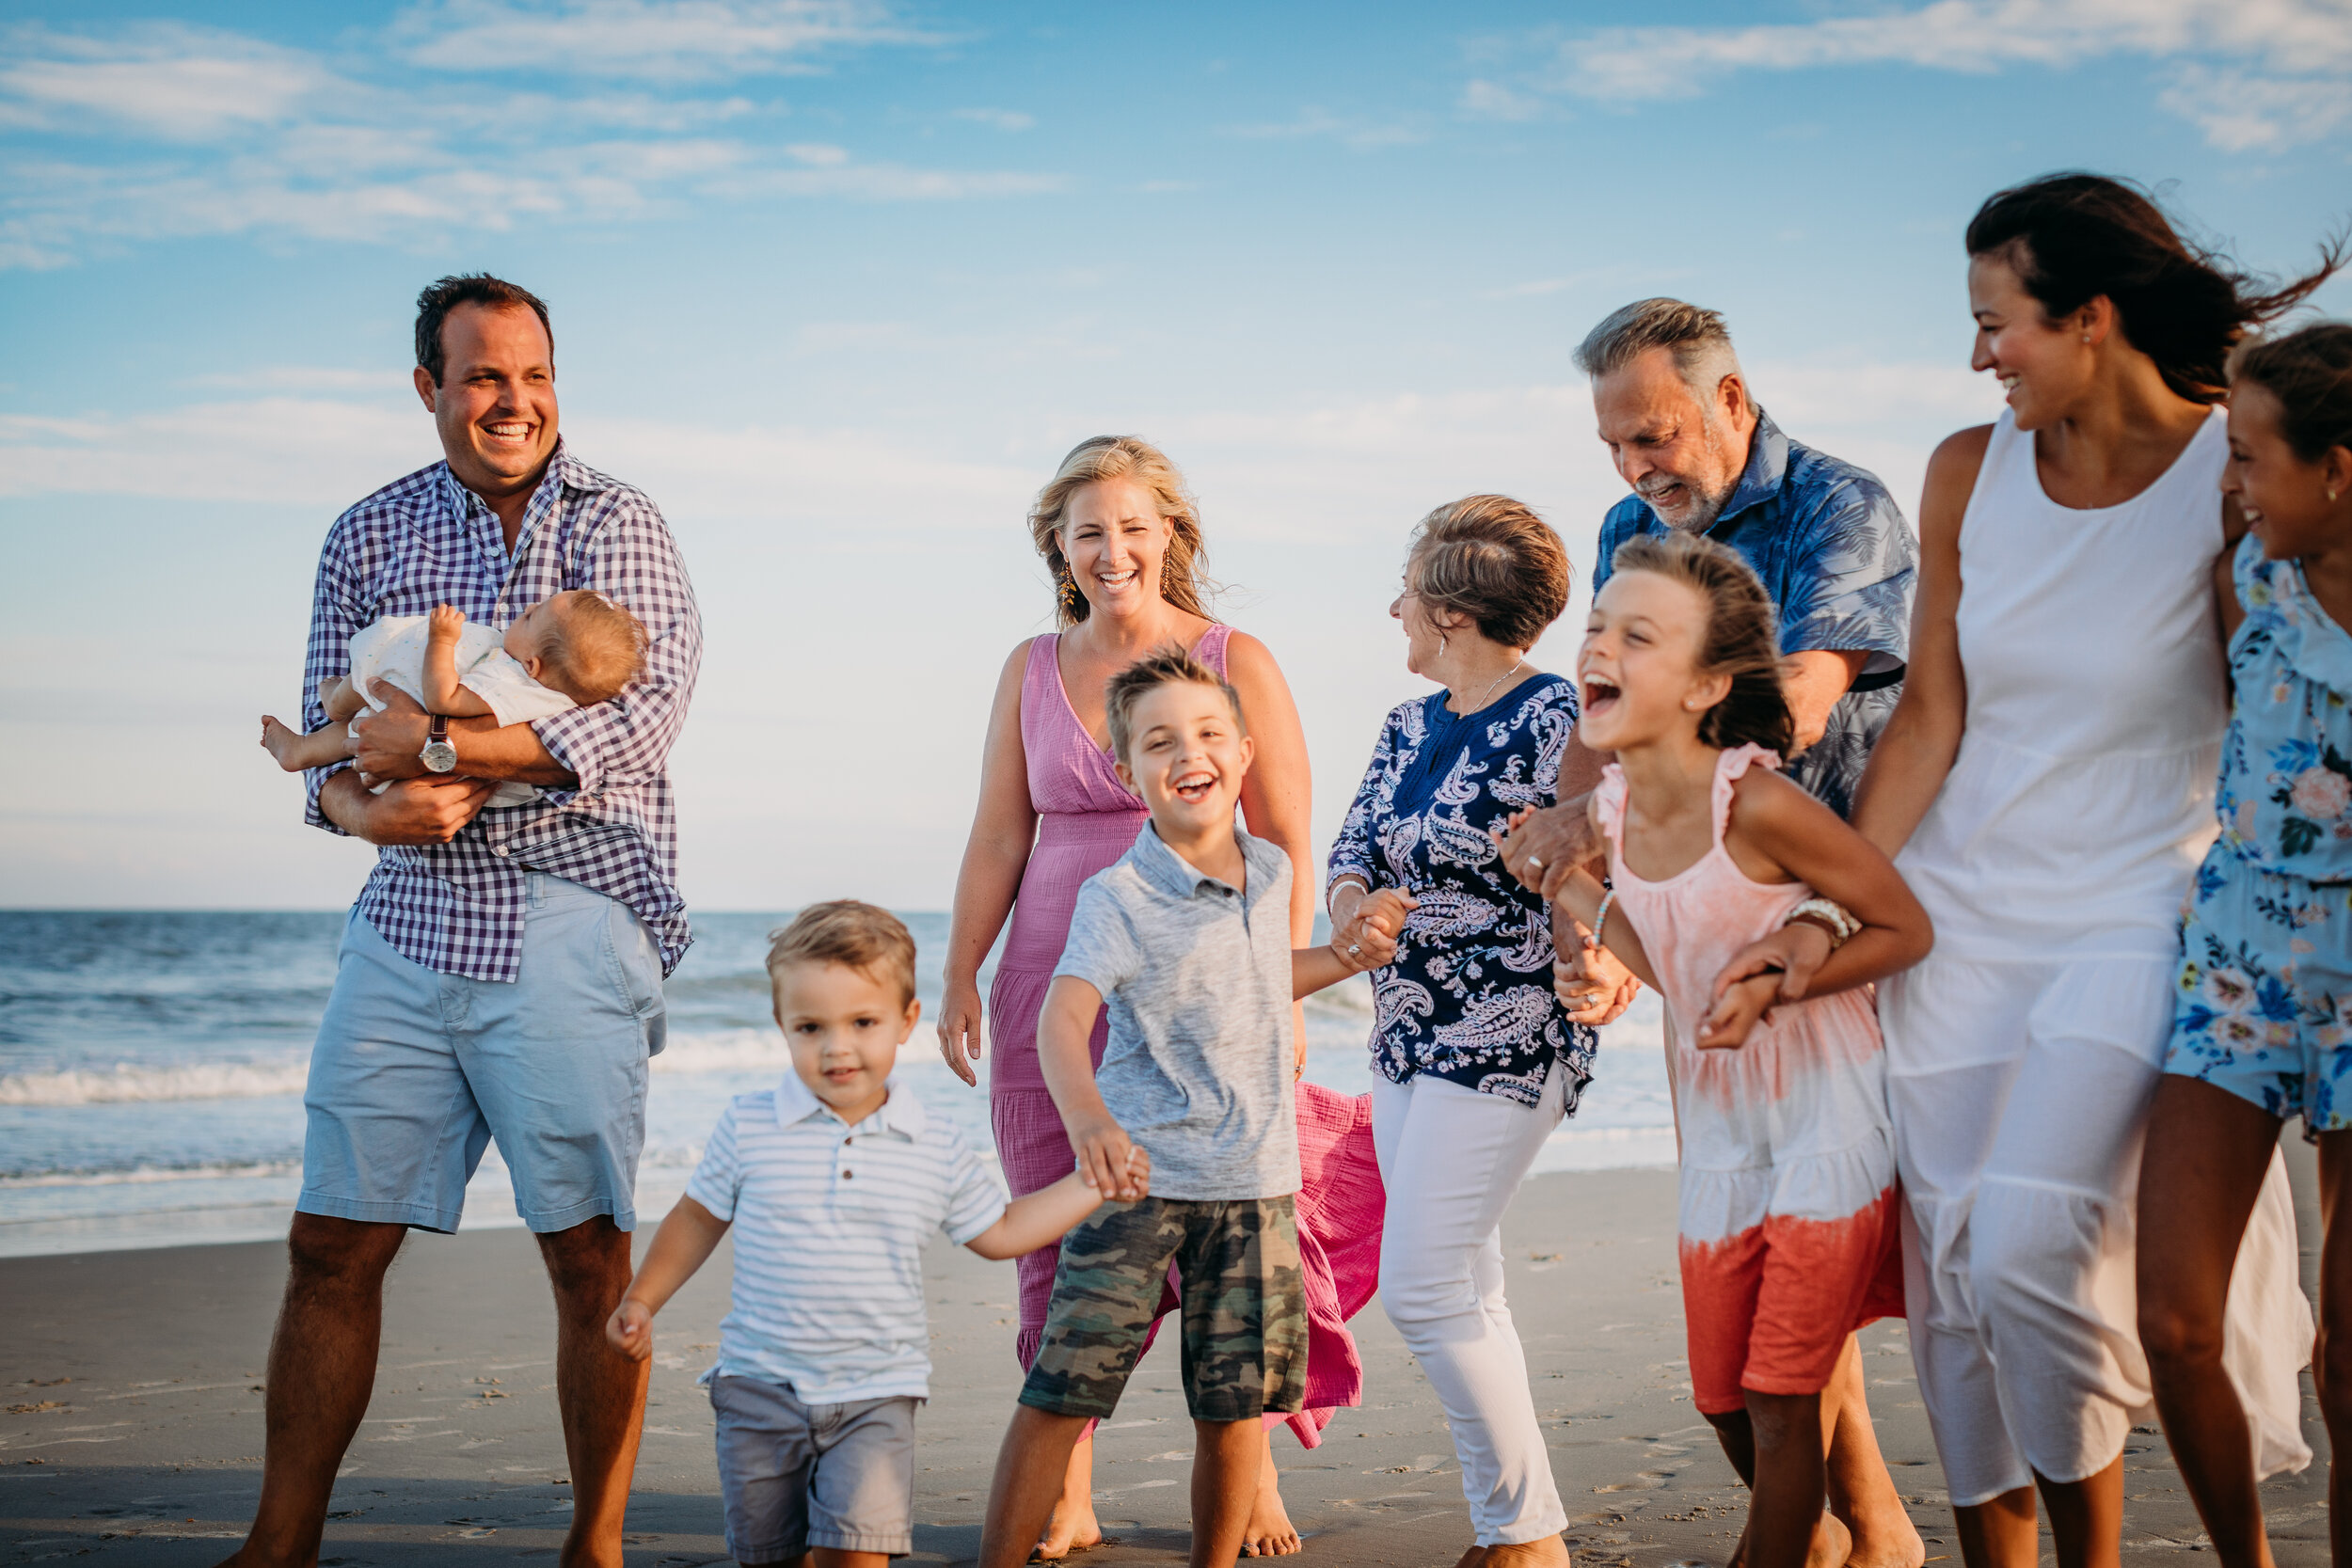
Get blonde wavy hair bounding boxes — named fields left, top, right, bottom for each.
left=1027, top=436, right=1216, bottom=626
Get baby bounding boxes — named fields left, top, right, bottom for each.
left=260, top=592, right=646, bottom=807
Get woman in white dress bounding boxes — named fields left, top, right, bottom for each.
left=1784, top=175, right=2333, bottom=1568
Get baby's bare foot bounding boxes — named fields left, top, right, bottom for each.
left=260, top=716, right=303, bottom=771
left=1242, top=1459, right=1301, bottom=1557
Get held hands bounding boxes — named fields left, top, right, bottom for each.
left=1708, top=921, right=1836, bottom=1010
left=1493, top=801, right=1599, bottom=902
left=605, top=1297, right=655, bottom=1361
left=1552, top=921, right=1641, bottom=1026
left=1696, top=971, right=1785, bottom=1050
left=1069, top=1115, right=1150, bottom=1203
left=1331, top=888, right=1416, bottom=974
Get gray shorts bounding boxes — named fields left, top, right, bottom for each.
left=708, top=1375, right=918, bottom=1562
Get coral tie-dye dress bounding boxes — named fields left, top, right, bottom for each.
left=1596, top=745, right=1902, bottom=1414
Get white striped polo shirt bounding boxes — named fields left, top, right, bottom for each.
left=686, top=1071, right=1007, bottom=1403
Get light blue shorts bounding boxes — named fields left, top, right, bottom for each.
left=297, top=874, right=666, bottom=1233
left=2167, top=852, right=2352, bottom=1135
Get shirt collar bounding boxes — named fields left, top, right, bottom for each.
left=436, top=438, right=597, bottom=557
left=1708, top=407, right=1789, bottom=532
left=1129, top=819, right=1280, bottom=908
left=772, top=1069, right=929, bottom=1138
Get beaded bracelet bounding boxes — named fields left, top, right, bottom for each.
left=1784, top=895, right=1860, bottom=948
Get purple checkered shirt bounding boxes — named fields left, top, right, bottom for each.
left=302, top=441, right=701, bottom=982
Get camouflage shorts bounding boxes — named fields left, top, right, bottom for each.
left=1019, top=1195, right=1307, bottom=1423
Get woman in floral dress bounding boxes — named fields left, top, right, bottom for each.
left=1327, top=495, right=1606, bottom=1568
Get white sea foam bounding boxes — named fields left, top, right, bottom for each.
left=0, top=1160, right=303, bottom=1189
left=0, top=1059, right=313, bottom=1106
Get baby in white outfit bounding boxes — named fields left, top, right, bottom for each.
left=262, top=591, right=646, bottom=808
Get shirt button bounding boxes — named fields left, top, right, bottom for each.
left=842, top=1169, right=854, bottom=1180
left=492, top=847, right=509, bottom=857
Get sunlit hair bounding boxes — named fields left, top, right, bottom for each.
left=528, top=590, right=647, bottom=705
left=2230, top=322, right=2352, bottom=466
left=1575, top=297, right=1743, bottom=408
left=1608, top=531, right=1792, bottom=757
left=414, top=273, right=552, bottom=386
left=1965, top=173, right=2344, bottom=404
left=1103, top=645, right=1245, bottom=767
left=1406, top=495, right=1572, bottom=651
left=766, top=900, right=917, bottom=1007
left=1027, top=436, right=1217, bottom=627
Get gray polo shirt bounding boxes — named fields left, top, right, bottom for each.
left=1053, top=823, right=1301, bottom=1202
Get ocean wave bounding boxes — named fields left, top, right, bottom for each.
left=0, top=1159, right=302, bottom=1188
left=0, top=1059, right=312, bottom=1106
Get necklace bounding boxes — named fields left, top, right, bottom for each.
left=1462, top=657, right=1527, bottom=714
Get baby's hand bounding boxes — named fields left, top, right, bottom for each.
left=1695, top=972, right=1783, bottom=1050
left=604, top=1298, right=654, bottom=1361
left=427, top=604, right=465, bottom=641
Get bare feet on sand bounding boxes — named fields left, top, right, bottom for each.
left=1456, top=1536, right=1574, bottom=1568
left=1836, top=1496, right=1924, bottom=1568
left=259, top=715, right=304, bottom=770
left=1241, top=1442, right=1301, bottom=1557
left=1030, top=1496, right=1103, bottom=1562
left=1729, top=1509, right=1852, bottom=1568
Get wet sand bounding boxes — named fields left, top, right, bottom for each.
left=1, top=1158, right=2331, bottom=1565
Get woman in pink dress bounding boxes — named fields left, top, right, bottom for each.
left=940, top=435, right=1387, bottom=1560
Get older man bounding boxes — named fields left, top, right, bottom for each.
left=223, top=275, right=701, bottom=1568
left=1511, top=298, right=1922, bottom=1568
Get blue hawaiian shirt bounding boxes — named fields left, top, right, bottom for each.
left=1592, top=409, right=1915, bottom=819
left=1327, top=673, right=1597, bottom=1108
left=2213, top=532, right=2352, bottom=881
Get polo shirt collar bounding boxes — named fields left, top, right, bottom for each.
left=1709, top=407, right=1789, bottom=532
left=772, top=1069, right=929, bottom=1137
left=1131, top=820, right=1279, bottom=909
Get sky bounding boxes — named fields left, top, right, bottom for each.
left=4, top=0, right=2349, bottom=912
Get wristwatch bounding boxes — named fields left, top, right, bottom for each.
left=419, top=715, right=458, bottom=774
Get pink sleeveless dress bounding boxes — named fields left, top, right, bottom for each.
left=1596, top=745, right=1902, bottom=1416
left=989, top=626, right=1380, bottom=1445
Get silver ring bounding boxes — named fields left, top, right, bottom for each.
left=1347, top=942, right=1361, bottom=956
left=1526, top=855, right=1545, bottom=871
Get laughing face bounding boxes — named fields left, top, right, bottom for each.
left=1062, top=478, right=1173, bottom=618
left=2228, top=381, right=2346, bottom=562
left=415, top=301, right=560, bottom=502
left=773, top=958, right=920, bottom=1124
left=1968, top=251, right=2092, bottom=433
left=1576, top=570, right=1724, bottom=752
left=1113, top=677, right=1252, bottom=838
left=1592, top=346, right=1749, bottom=532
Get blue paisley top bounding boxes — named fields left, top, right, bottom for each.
left=2211, top=531, right=2352, bottom=883
left=1326, top=673, right=1596, bottom=1107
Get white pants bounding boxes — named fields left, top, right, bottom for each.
left=1374, top=1063, right=1568, bottom=1546
left=1883, top=956, right=2312, bottom=1508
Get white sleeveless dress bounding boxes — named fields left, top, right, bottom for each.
left=1881, top=407, right=2312, bottom=1505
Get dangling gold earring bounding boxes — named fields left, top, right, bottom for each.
left=1162, top=553, right=1178, bottom=601
left=1057, top=564, right=1082, bottom=620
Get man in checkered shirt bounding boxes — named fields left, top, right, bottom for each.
left=225, top=275, right=701, bottom=1568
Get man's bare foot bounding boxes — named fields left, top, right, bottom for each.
left=1481, top=1537, right=1571, bottom=1567
left=1242, top=1451, right=1302, bottom=1557
left=1836, top=1496, right=1923, bottom=1568
left=1451, top=1546, right=1486, bottom=1568
left=1031, top=1497, right=1103, bottom=1562
left=260, top=715, right=305, bottom=770
left=1728, top=1511, right=1852, bottom=1568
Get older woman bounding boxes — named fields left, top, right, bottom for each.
left=938, top=435, right=1378, bottom=1559
left=1327, top=496, right=1599, bottom=1567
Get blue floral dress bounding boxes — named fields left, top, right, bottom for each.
left=2169, top=533, right=2352, bottom=1132
left=1326, top=673, right=1596, bottom=1108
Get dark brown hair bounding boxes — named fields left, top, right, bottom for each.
left=1406, top=495, right=1572, bottom=650
left=1103, top=645, right=1244, bottom=765
left=415, top=274, right=554, bottom=386
left=2230, top=323, right=2352, bottom=465
left=1965, top=173, right=2344, bottom=404
left=529, top=590, right=647, bottom=705
left=1028, top=436, right=1216, bottom=627
left=1608, top=531, right=1792, bottom=756
left=767, top=900, right=917, bottom=1006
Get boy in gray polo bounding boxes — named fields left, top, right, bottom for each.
left=977, top=648, right=1413, bottom=1568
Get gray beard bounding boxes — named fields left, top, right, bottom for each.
left=1645, top=480, right=1733, bottom=532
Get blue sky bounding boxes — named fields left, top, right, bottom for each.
left=5, top=0, right=2349, bottom=911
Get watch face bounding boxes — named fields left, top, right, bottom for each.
left=421, top=740, right=458, bottom=773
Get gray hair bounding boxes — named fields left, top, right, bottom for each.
left=1575, top=297, right=1743, bottom=401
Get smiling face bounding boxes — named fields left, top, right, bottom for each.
left=414, top=301, right=560, bottom=500
left=1968, top=251, right=2095, bottom=432
left=1062, top=478, right=1172, bottom=620
left=1576, top=569, right=1727, bottom=752
left=1112, top=677, right=1252, bottom=839
left=1592, top=347, right=1752, bottom=531
left=772, top=958, right=920, bottom=1124
left=2228, top=381, right=2350, bottom=562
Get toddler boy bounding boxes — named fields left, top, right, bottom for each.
left=977, top=648, right=1408, bottom=1568
left=262, top=591, right=645, bottom=807
left=608, top=901, right=1147, bottom=1568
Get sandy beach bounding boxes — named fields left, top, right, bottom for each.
left=2, top=1156, right=2331, bottom=1566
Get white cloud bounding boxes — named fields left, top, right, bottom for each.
left=1226, top=107, right=1426, bottom=151
left=1522, top=0, right=2352, bottom=151
left=1459, top=78, right=1543, bottom=122
left=0, top=23, right=331, bottom=139
left=390, top=0, right=938, bottom=82
left=953, top=107, right=1034, bottom=132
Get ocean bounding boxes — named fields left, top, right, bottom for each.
left=0, top=910, right=1677, bottom=1258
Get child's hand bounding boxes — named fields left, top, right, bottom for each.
left=1334, top=888, right=1416, bottom=972
left=1695, top=972, right=1783, bottom=1050
left=1710, top=922, right=1836, bottom=1007
left=1121, top=1142, right=1151, bottom=1199
left=1071, top=1115, right=1144, bottom=1202
left=427, top=604, right=465, bottom=641
left=1554, top=929, right=1640, bottom=1025
left=605, top=1298, right=654, bottom=1360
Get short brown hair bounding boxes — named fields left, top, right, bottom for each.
left=1405, top=495, right=1571, bottom=651
left=416, top=273, right=553, bottom=385
left=1104, top=645, right=1244, bottom=766
left=529, top=591, right=647, bottom=705
left=766, top=900, right=917, bottom=1006
left=2230, top=322, right=2352, bottom=465
left=1607, top=531, right=1792, bottom=756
